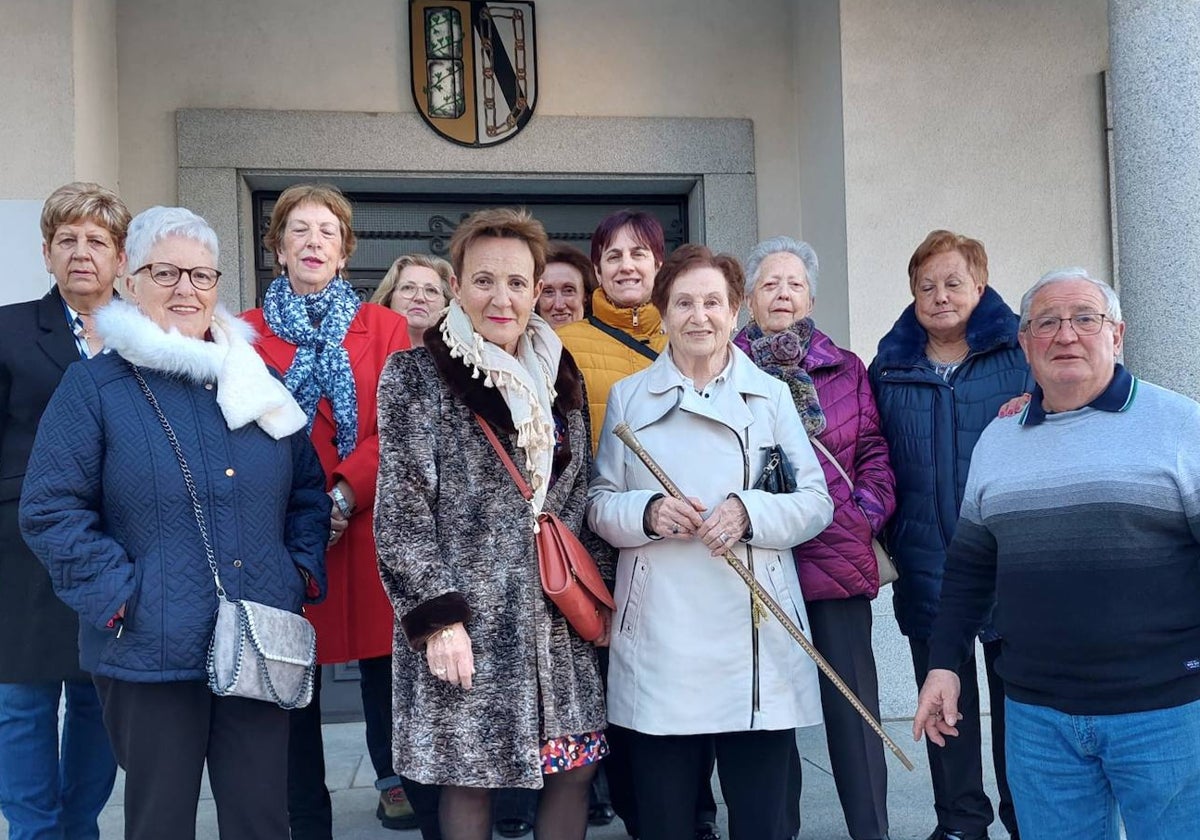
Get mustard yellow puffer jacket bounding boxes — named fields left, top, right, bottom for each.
left=558, top=289, right=669, bottom=452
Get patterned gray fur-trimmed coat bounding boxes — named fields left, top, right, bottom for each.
left=374, top=324, right=609, bottom=789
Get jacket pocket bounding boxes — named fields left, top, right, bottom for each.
left=764, top=557, right=804, bottom=632
left=618, top=557, right=650, bottom=638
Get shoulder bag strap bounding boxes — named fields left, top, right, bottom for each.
left=473, top=413, right=533, bottom=502
left=808, top=435, right=855, bottom=492
left=129, top=363, right=227, bottom=599
left=586, top=315, right=659, bottom=362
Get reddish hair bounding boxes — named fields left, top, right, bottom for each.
left=650, top=244, right=745, bottom=313
left=448, top=208, right=548, bottom=282
left=907, top=229, right=989, bottom=294
left=263, top=184, right=357, bottom=275
left=589, top=210, right=665, bottom=269
left=546, top=242, right=596, bottom=293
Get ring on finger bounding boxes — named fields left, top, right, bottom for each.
left=434, top=666, right=447, bottom=675
left=671, top=524, right=680, bottom=535
left=719, top=531, right=730, bottom=542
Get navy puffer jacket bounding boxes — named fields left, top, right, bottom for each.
left=868, top=287, right=1030, bottom=640
left=19, top=352, right=329, bottom=682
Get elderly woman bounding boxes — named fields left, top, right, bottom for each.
left=372, top=253, right=454, bottom=346
left=868, top=230, right=1029, bottom=840
left=556, top=212, right=721, bottom=839
left=0, top=182, right=128, bottom=840
left=374, top=208, right=607, bottom=840
left=18, top=206, right=329, bottom=839
left=589, top=244, right=834, bottom=840
left=242, top=184, right=415, bottom=836
left=734, top=237, right=896, bottom=840
left=537, top=242, right=595, bottom=328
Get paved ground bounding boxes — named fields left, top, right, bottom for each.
left=2, top=714, right=1015, bottom=840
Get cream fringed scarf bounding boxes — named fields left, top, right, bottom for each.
left=440, top=300, right=561, bottom=516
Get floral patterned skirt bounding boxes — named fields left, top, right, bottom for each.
left=539, top=729, right=609, bottom=774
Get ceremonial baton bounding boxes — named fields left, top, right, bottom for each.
left=612, top=421, right=914, bottom=771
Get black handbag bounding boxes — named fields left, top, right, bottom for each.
left=753, top=445, right=798, bottom=494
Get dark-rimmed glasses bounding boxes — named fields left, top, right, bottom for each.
left=134, top=263, right=222, bottom=290
left=1023, top=313, right=1110, bottom=339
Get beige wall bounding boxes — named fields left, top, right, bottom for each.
left=73, top=0, right=120, bottom=187
left=840, top=0, right=1112, bottom=356
left=114, top=0, right=803, bottom=239
left=1, top=0, right=75, bottom=197
left=4, top=0, right=1113, bottom=342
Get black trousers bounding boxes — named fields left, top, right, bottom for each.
left=94, top=676, right=289, bottom=840
left=806, top=597, right=889, bottom=840
left=602, top=643, right=716, bottom=837
left=287, top=655, right=394, bottom=840
left=626, top=728, right=794, bottom=840
left=909, top=637, right=999, bottom=835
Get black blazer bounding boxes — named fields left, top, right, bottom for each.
left=0, top=286, right=88, bottom=681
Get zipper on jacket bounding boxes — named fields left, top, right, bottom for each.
left=735, top=432, right=762, bottom=720
left=618, top=556, right=639, bottom=635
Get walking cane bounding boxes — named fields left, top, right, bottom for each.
left=612, top=421, right=914, bottom=771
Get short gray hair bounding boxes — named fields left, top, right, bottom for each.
left=125, top=206, right=220, bottom=271
left=1018, top=267, right=1121, bottom=328
left=744, top=236, right=819, bottom=298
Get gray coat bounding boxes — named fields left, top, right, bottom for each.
left=375, top=327, right=607, bottom=789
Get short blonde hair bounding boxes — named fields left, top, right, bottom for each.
left=40, top=182, right=131, bottom=249
left=372, top=254, right=454, bottom=307
left=448, top=208, right=548, bottom=283
left=262, top=184, right=357, bottom=275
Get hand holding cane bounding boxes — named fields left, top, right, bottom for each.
left=612, top=421, right=914, bottom=771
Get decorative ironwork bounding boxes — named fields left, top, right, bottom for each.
left=252, top=192, right=688, bottom=305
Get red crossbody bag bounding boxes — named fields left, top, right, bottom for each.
left=474, top=414, right=614, bottom=642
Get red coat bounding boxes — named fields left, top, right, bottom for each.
left=242, top=303, right=410, bottom=663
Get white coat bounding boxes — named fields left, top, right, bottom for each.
left=588, top=345, right=834, bottom=735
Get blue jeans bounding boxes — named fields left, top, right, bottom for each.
left=0, top=681, right=117, bottom=840
left=1006, top=696, right=1200, bottom=840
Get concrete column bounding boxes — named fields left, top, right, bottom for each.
left=1109, top=1, right=1200, bottom=399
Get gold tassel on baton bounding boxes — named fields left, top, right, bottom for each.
left=612, top=422, right=914, bottom=771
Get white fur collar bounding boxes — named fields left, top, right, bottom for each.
left=95, top=298, right=307, bottom=439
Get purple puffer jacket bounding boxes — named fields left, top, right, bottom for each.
left=735, top=326, right=896, bottom=601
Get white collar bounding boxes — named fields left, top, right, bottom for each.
left=95, top=298, right=307, bottom=439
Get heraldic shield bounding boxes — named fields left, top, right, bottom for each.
left=410, top=0, right=538, bottom=147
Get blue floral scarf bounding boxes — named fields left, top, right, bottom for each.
left=741, top=318, right=826, bottom=437
left=262, top=275, right=361, bottom=459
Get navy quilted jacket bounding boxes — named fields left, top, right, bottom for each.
left=19, top=353, right=329, bottom=682
left=868, top=287, right=1030, bottom=640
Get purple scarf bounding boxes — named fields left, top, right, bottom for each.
left=735, top=318, right=826, bottom=436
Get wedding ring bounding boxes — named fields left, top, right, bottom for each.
left=328, top=530, right=336, bottom=542
left=671, top=525, right=680, bottom=535
left=434, top=666, right=447, bottom=675
left=440, top=627, right=455, bottom=641
left=720, top=531, right=730, bottom=542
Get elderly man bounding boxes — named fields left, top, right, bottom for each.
left=913, top=268, right=1200, bottom=840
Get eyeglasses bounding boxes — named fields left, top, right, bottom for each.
left=1023, top=312, right=1110, bottom=339
left=395, top=282, right=446, bottom=301
left=135, top=263, right=221, bottom=290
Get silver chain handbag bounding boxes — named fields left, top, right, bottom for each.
left=131, top=364, right=317, bottom=709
